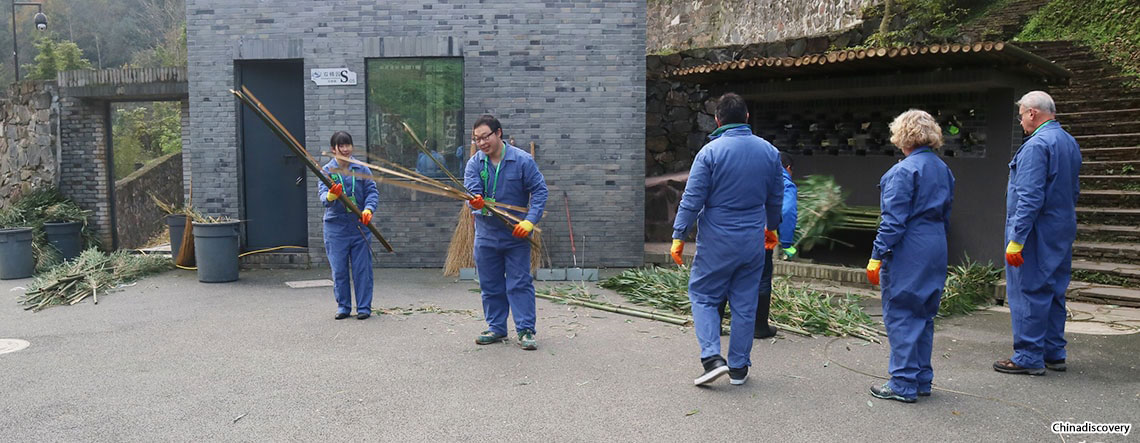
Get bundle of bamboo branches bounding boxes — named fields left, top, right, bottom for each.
left=19, top=249, right=172, bottom=312
left=793, top=175, right=849, bottom=252
left=599, top=266, right=885, bottom=342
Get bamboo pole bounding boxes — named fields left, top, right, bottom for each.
left=232, top=87, right=394, bottom=252
left=400, top=121, right=540, bottom=248
left=536, top=292, right=693, bottom=325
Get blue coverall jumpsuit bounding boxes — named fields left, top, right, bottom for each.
left=318, top=158, right=380, bottom=316
left=872, top=146, right=955, bottom=399
left=463, top=143, right=548, bottom=337
left=1005, top=120, right=1081, bottom=369
left=674, top=124, right=783, bottom=369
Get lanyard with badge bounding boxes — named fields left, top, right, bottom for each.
left=329, top=165, right=356, bottom=212
left=479, top=153, right=503, bottom=216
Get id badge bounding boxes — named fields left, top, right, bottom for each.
left=481, top=197, right=495, bottom=216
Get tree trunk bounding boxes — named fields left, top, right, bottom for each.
left=879, top=0, right=894, bottom=45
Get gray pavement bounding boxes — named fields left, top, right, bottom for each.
left=1, top=268, right=1137, bottom=442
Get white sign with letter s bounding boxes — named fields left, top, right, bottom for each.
left=310, top=68, right=357, bottom=86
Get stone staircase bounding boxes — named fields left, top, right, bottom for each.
left=958, top=0, right=1050, bottom=43
left=1020, top=40, right=1140, bottom=307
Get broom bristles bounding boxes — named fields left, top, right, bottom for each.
left=443, top=207, right=475, bottom=276
left=175, top=221, right=196, bottom=267
left=443, top=205, right=548, bottom=276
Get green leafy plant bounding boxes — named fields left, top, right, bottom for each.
left=939, top=256, right=1002, bottom=317
left=22, top=33, right=93, bottom=80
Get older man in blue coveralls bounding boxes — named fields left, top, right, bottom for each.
left=318, top=131, right=380, bottom=320
left=865, top=110, right=955, bottom=403
left=671, top=93, right=783, bottom=386
left=464, top=115, right=548, bottom=351
left=994, top=91, right=1081, bottom=376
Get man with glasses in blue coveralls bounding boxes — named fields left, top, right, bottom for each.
left=463, top=115, right=549, bottom=350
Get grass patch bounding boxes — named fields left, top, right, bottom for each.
left=1071, top=269, right=1136, bottom=287
left=1017, top=0, right=1140, bottom=86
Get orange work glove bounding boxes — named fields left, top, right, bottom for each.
left=326, top=183, right=343, bottom=201
left=765, top=229, right=779, bottom=250
left=469, top=194, right=485, bottom=210
left=866, top=259, right=881, bottom=285
left=670, top=239, right=684, bottom=266
left=360, top=209, right=373, bottom=225
left=1005, top=242, right=1024, bottom=267
left=512, top=220, right=534, bottom=238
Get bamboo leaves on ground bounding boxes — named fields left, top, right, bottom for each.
left=939, top=256, right=1002, bottom=317
left=19, top=249, right=172, bottom=312
left=597, top=266, right=885, bottom=342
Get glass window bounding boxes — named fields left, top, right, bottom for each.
left=366, top=58, right=465, bottom=179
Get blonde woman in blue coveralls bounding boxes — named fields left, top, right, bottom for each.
left=463, top=115, right=548, bottom=350
left=866, top=110, right=955, bottom=403
left=317, top=131, right=379, bottom=320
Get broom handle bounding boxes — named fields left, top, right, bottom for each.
left=233, top=87, right=394, bottom=252
left=563, top=190, right=576, bottom=266
left=401, top=121, right=538, bottom=248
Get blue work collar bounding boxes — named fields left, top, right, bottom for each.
left=907, top=146, right=934, bottom=157
left=708, top=123, right=751, bottom=140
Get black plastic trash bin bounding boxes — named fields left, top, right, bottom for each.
left=43, top=221, right=83, bottom=261
left=0, top=227, right=35, bottom=279
left=193, top=221, right=240, bottom=283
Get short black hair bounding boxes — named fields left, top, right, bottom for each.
left=473, top=114, right=502, bottom=135
left=779, top=151, right=793, bottom=169
left=330, top=131, right=353, bottom=147
left=715, top=93, right=748, bottom=125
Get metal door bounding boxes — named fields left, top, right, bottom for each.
left=238, top=60, right=308, bottom=249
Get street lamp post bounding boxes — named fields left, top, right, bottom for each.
left=11, top=1, right=47, bottom=81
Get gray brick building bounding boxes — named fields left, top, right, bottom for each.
left=185, top=1, right=646, bottom=268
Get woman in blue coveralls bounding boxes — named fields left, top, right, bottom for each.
left=463, top=115, right=548, bottom=350
left=318, top=131, right=379, bottom=320
left=866, top=110, right=955, bottom=403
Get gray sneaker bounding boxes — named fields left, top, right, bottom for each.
left=518, top=329, right=537, bottom=350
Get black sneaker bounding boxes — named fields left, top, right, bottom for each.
left=356, top=312, right=371, bottom=320
left=334, top=312, right=350, bottom=320
left=869, top=383, right=916, bottom=403
left=729, top=366, right=748, bottom=385
left=918, top=390, right=931, bottom=397
left=1045, top=359, right=1067, bottom=372
left=695, top=356, right=729, bottom=386
left=754, top=325, right=778, bottom=339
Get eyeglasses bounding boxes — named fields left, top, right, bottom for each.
left=472, top=132, right=496, bottom=143
left=1016, top=109, right=1034, bottom=122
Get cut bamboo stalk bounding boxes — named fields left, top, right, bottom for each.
left=400, top=122, right=540, bottom=248
left=232, top=87, right=394, bottom=252
left=536, top=292, right=692, bottom=325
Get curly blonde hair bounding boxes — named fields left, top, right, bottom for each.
left=889, top=109, right=943, bottom=151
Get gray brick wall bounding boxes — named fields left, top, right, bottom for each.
left=186, top=0, right=647, bottom=268
left=59, top=97, right=113, bottom=248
